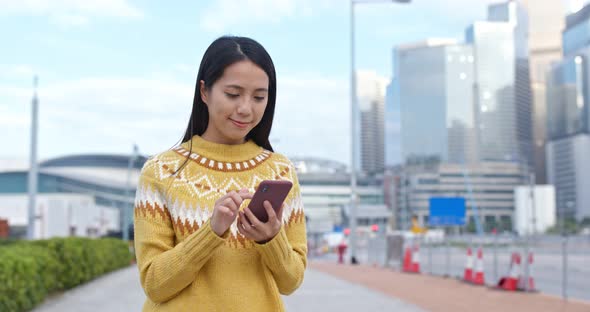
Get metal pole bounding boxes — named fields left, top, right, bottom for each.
left=530, top=172, right=537, bottom=238
left=402, top=171, right=408, bottom=231
left=523, top=236, right=530, bottom=291
left=349, top=0, right=359, bottom=265
left=428, top=237, right=432, bottom=274
left=562, top=233, right=568, bottom=300
left=123, top=144, right=138, bottom=241
left=445, top=229, right=450, bottom=277
left=27, top=76, right=39, bottom=240
left=562, top=201, right=571, bottom=301
left=523, top=172, right=535, bottom=292
left=493, top=229, right=498, bottom=283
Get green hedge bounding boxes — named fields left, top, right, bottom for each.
left=0, top=237, right=132, bottom=312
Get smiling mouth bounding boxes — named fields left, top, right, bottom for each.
left=229, top=118, right=250, bottom=128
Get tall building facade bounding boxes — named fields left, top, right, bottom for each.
left=546, top=134, right=590, bottom=220
left=396, top=39, right=477, bottom=165
left=520, top=0, right=566, bottom=184
left=393, top=161, right=526, bottom=232
left=466, top=21, right=517, bottom=162
left=546, top=4, right=590, bottom=221
left=356, top=71, right=388, bottom=175
left=467, top=1, right=534, bottom=168
left=385, top=80, right=402, bottom=167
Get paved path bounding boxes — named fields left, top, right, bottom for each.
left=32, top=264, right=423, bottom=312
left=35, top=260, right=588, bottom=312
left=310, top=261, right=590, bottom=312
left=284, top=266, right=424, bottom=312
left=32, top=265, right=145, bottom=312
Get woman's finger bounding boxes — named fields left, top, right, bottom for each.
left=244, top=207, right=263, bottom=227
left=238, top=189, right=254, bottom=200
left=219, top=206, right=235, bottom=219
left=223, top=197, right=238, bottom=212
left=263, top=201, right=277, bottom=222
left=227, top=191, right=243, bottom=211
left=239, top=211, right=255, bottom=231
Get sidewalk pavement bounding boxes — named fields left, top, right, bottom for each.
left=32, top=265, right=145, bottom=312
left=284, top=265, right=424, bottom=312
left=32, top=264, right=424, bottom=312
left=32, top=260, right=589, bottom=312
left=310, top=260, right=590, bottom=312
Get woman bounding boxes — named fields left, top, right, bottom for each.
left=133, top=36, right=307, bottom=311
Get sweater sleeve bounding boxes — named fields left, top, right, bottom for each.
left=133, top=159, right=228, bottom=303
left=254, top=163, right=307, bottom=295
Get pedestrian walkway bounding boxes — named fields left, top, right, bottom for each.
left=32, top=265, right=145, bottom=312
left=310, top=261, right=590, bottom=312
left=32, top=263, right=424, bottom=312
left=284, top=266, right=424, bottom=312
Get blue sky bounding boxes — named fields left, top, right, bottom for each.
left=0, top=0, right=580, bottom=166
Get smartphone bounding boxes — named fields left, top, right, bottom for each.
left=247, top=180, right=293, bottom=223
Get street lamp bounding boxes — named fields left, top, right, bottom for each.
left=349, top=0, right=411, bottom=264
left=27, top=76, right=39, bottom=240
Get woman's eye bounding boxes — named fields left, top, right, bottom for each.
left=254, top=96, right=266, bottom=101
left=225, top=93, right=239, bottom=98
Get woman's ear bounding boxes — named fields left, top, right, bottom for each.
left=200, top=80, right=208, bottom=105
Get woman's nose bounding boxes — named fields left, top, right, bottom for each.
left=236, top=98, right=253, bottom=115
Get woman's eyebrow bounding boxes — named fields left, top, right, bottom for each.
left=225, top=84, right=268, bottom=92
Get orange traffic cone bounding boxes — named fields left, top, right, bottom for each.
left=402, top=246, right=413, bottom=272
left=463, top=247, right=473, bottom=283
left=518, top=252, right=535, bottom=291
left=473, top=248, right=485, bottom=285
left=410, top=244, right=421, bottom=273
left=498, top=252, right=521, bottom=291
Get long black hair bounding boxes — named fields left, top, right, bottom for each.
left=174, top=36, right=276, bottom=175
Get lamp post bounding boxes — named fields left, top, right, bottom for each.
left=350, top=0, right=411, bottom=264
left=27, top=76, right=39, bottom=240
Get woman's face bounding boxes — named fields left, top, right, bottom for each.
left=200, top=60, right=269, bottom=145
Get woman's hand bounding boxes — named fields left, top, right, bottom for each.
left=238, top=200, right=284, bottom=244
left=210, top=188, right=253, bottom=237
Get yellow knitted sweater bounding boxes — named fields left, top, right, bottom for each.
left=133, top=136, right=307, bottom=312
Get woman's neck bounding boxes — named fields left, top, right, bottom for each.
left=182, top=135, right=263, bottom=162
left=201, top=129, right=245, bottom=146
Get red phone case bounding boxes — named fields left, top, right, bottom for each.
left=247, top=180, right=293, bottom=223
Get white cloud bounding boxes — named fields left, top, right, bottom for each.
left=51, top=13, right=90, bottom=27
left=273, top=73, right=350, bottom=164
left=0, top=0, right=143, bottom=26
left=0, top=72, right=352, bottom=165
left=0, top=64, right=37, bottom=79
left=0, top=76, right=192, bottom=159
left=199, top=0, right=319, bottom=32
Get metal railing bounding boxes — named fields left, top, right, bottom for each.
left=361, top=232, right=590, bottom=302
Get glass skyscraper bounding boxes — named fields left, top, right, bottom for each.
left=459, top=1, right=534, bottom=168
left=385, top=80, right=402, bottom=167
left=466, top=21, right=521, bottom=163
left=549, top=6, right=590, bottom=139
left=395, top=39, right=476, bottom=164
left=356, top=71, right=388, bottom=175
left=546, top=4, right=590, bottom=221
left=547, top=53, right=589, bottom=139
left=520, top=0, right=566, bottom=184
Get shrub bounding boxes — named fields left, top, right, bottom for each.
left=0, top=237, right=131, bottom=312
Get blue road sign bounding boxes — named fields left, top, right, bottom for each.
left=428, top=197, right=466, bottom=226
